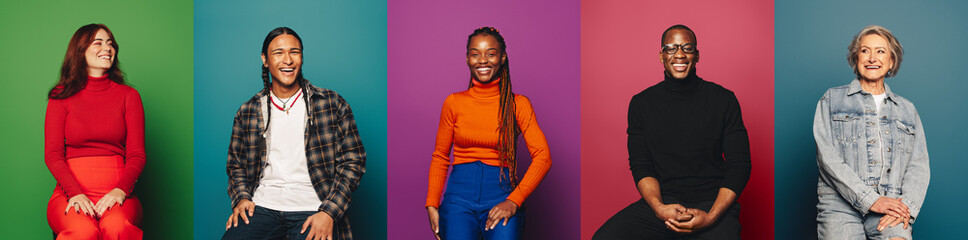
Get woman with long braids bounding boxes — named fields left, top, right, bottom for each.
left=426, top=27, right=552, bottom=240
left=45, top=23, right=145, bottom=239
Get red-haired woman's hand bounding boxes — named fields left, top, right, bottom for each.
left=65, top=194, right=96, bottom=217
left=94, top=188, right=126, bottom=216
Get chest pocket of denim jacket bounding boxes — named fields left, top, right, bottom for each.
left=831, top=112, right=858, bottom=144
left=894, top=120, right=917, bottom=156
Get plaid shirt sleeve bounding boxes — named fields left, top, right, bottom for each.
left=317, top=94, right=367, bottom=220
left=226, top=102, right=256, bottom=208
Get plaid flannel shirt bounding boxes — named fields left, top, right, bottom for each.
left=227, top=80, right=366, bottom=239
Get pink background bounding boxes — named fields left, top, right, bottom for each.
left=580, top=0, right=774, bottom=239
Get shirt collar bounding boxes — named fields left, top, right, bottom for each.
left=847, top=79, right=899, bottom=105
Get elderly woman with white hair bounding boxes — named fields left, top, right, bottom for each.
left=814, top=25, right=930, bottom=240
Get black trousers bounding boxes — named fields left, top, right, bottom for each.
left=592, top=197, right=741, bottom=240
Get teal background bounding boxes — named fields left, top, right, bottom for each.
left=775, top=0, right=968, bottom=238
left=193, top=1, right=387, bottom=239
left=0, top=0, right=194, bottom=239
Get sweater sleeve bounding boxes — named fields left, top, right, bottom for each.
left=505, top=96, right=552, bottom=206
left=720, top=92, right=751, bottom=197
left=627, top=94, right=655, bottom=184
left=426, top=95, right=457, bottom=207
left=117, top=89, right=146, bottom=195
left=44, top=97, right=84, bottom=197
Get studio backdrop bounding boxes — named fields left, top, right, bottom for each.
left=387, top=0, right=581, bottom=239
left=0, top=0, right=194, bottom=239
left=775, top=0, right=968, bottom=238
left=193, top=0, right=387, bottom=239
left=580, top=0, right=775, bottom=239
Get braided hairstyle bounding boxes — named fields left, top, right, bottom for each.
left=261, top=27, right=308, bottom=133
left=467, top=26, right=519, bottom=190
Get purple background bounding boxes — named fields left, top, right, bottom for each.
left=387, top=0, right=580, bottom=239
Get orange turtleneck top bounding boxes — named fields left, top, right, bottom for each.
left=426, top=79, right=552, bottom=207
left=44, top=75, right=146, bottom=197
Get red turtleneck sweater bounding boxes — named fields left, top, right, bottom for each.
left=44, top=75, right=146, bottom=197
left=427, top=79, right=552, bottom=207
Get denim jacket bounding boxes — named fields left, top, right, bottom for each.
left=813, top=79, right=929, bottom=222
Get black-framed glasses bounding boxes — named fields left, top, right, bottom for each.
left=661, top=43, right=696, bottom=54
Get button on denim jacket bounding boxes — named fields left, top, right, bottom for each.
left=813, top=79, right=930, bottom=222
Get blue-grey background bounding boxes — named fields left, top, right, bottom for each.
left=775, top=0, right=968, bottom=238
left=193, top=1, right=387, bottom=239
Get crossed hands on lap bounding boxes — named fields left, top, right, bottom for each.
left=871, top=196, right=912, bottom=231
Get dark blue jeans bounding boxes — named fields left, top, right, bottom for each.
left=222, top=205, right=317, bottom=240
left=439, top=161, right=525, bottom=240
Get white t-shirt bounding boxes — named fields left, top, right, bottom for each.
left=252, top=90, right=323, bottom=212
left=873, top=93, right=887, bottom=166
left=873, top=93, right=886, bottom=112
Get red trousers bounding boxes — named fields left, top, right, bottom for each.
left=47, top=155, right=143, bottom=240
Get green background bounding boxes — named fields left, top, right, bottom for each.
left=0, top=0, right=194, bottom=239
left=192, top=1, right=387, bottom=239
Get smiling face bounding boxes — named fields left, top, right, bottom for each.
left=856, top=34, right=894, bottom=82
left=262, top=34, right=303, bottom=88
left=466, top=35, right=506, bottom=84
left=85, top=29, right=115, bottom=77
left=659, top=29, right=698, bottom=79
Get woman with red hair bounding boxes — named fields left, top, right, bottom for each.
left=45, top=23, right=145, bottom=240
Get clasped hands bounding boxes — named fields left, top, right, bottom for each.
left=870, top=196, right=912, bottom=231
left=64, top=188, right=126, bottom=218
left=655, top=203, right=716, bottom=233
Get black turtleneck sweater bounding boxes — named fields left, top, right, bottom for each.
left=626, top=72, right=752, bottom=204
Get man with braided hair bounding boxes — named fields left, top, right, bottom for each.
left=222, top=27, right=367, bottom=240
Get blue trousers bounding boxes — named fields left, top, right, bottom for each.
left=221, top=205, right=316, bottom=240
left=439, top=161, right=525, bottom=240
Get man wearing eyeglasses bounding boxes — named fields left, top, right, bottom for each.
left=592, top=24, right=752, bottom=240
